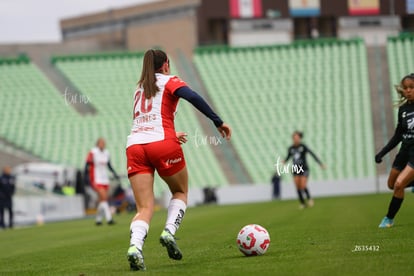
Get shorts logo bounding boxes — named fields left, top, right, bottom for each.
left=165, top=158, right=182, bottom=166
left=127, top=166, right=132, bottom=171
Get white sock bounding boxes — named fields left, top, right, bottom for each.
left=130, top=220, right=149, bottom=250
left=96, top=202, right=104, bottom=222
left=165, top=199, right=186, bottom=235
left=101, top=201, right=112, bottom=221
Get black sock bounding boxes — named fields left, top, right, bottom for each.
left=303, top=188, right=311, bottom=200
left=297, top=189, right=305, bottom=204
left=386, top=196, right=404, bottom=219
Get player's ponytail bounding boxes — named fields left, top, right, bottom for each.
left=138, top=49, right=169, bottom=99
left=395, top=73, right=414, bottom=107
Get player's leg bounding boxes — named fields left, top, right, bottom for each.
left=159, top=166, right=188, bottom=260
left=99, top=187, right=114, bottom=224
left=0, top=204, right=5, bottom=229
left=294, top=175, right=305, bottom=208
left=302, top=174, right=313, bottom=207
left=380, top=165, right=414, bottom=228
left=127, top=173, right=155, bottom=271
left=7, top=202, right=13, bottom=228
left=94, top=187, right=106, bottom=225
left=387, top=168, right=400, bottom=190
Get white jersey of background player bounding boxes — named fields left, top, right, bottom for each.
left=85, top=138, right=119, bottom=225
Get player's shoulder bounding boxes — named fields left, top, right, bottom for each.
left=400, top=100, right=414, bottom=109
left=156, top=73, right=179, bottom=81
left=162, top=74, right=187, bottom=94
left=398, top=103, right=409, bottom=118
left=167, top=74, right=186, bottom=85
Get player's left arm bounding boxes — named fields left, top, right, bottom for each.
left=306, top=146, right=325, bottom=168
left=174, top=86, right=231, bottom=140
left=107, top=160, right=120, bottom=180
left=175, top=87, right=223, bottom=126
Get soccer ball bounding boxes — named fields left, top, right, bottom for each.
left=236, top=224, right=270, bottom=256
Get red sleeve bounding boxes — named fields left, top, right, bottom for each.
left=86, top=151, right=93, bottom=164
left=165, top=76, right=187, bottom=95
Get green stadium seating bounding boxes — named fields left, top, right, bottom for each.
left=194, top=39, right=375, bottom=183
left=0, top=54, right=228, bottom=196
left=387, top=34, right=414, bottom=108
left=0, top=39, right=378, bottom=194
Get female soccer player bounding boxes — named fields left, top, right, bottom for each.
left=375, top=73, right=414, bottom=228
left=126, top=49, right=231, bottom=271
left=284, top=131, right=325, bottom=209
left=85, top=138, right=119, bottom=225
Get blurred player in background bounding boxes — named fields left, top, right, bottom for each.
left=284, top=131, right=325, bottom=209
left=375, top=73, right=414, bottom=228
left=126, top=49, right=231, bottom=271
left=0, top=166, right=15, bottom=229
left=84, top=138, right=120, bottom=225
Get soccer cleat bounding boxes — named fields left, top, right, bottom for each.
left=95, top=221, right=102, bottom=226
left=299, top=204, right=306, bottom=210
left=127, top=245, right=146, bottom=271
left=107, top=220, right=116, bottom=225
left=160, top=229, right=182, bottom=260
left=307, top=199, right=314, bottom=208
left=378, top=217, right=394, bottom=228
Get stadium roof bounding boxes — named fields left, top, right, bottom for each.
left=60, top=0, right=199, bottom=30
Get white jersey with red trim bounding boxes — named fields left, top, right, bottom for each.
left=126, top=73, right=187, bottom=147
left=86, top=147, right=110, bottom=185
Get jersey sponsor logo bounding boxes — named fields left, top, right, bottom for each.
left=134, top=114, right=157, bottom=124
left=132, top=126, right=155, bottom=133
left=408, top=118, right=414, bottom=130
left=403, top=111, right=414, bottom=118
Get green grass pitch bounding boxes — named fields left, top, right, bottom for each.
left=0, top=193, right=413, bottom=275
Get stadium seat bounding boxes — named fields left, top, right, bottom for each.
left=387, top=34, right=414, bottom=114
left=194, top=39, right=376, bottom=183
left=0, top=54, right=229, bottom=196
left=54, top=54, right=229, bottom=195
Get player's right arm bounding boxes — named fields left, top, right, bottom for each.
left=375, top=109, right=403, bottom=163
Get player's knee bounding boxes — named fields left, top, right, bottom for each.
left=393, top=180, right=405, bottom=192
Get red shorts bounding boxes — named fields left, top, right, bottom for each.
left=126, top=139, right=186, bottom=177
left=91, top=183, right=109, bottom=191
